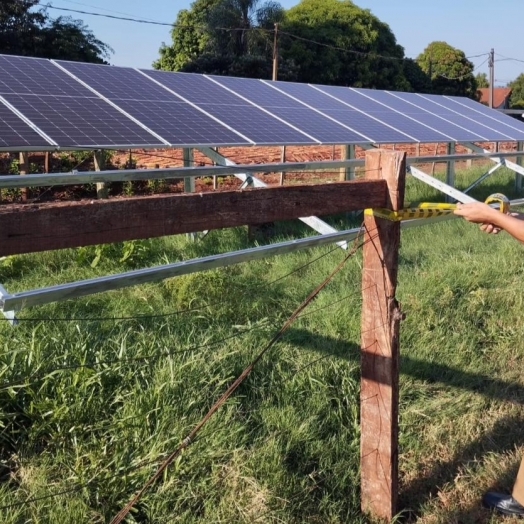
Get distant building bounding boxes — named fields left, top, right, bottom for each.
left=478, top=87, right=512, bottom=109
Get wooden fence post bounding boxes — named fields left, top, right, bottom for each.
left=360, top=149, right=406, bottom=520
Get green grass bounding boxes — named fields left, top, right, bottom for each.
left=1, top=163, right=524, bottom=523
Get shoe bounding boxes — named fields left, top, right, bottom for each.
left=483, top=492, right=524, bottom=517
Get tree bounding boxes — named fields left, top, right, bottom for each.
left=279, top=0, right=409, bottom=89
left=402, top=58, right=431, bottom=93
left=154, top=0, right=218, bottom=71
left=475, top=72, right=489, bottom=88
left=154, top=0, right=287, bottom=79
left=416, top=41, right=477, bottom=98
left=509, top=74, right=524, bottom=108
left=0, top=0, right=112, bottom=63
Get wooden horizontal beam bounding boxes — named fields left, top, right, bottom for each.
left=0, top=180, right=387, bottom=257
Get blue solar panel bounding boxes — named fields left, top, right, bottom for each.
left=113, top=99, right=250, bottom=146
left=3, top=94, right=164, bottom=148
left=413, top=94, right=515, bottom=141
left=444, top=96, right=524, bottom=140
left=57, top=61, right=251, bottom=146
left=2, top=53, right=524, bottom=150
left=0, top=102, right=52, bottom=148
left=390, top=92, right=508, bottom=141
left=363, top=90, right=488, bottom=142
left=209, top=76, right=370, bottom=143
left=0, top=55, right=99, bottom=98
left=309, top=85, right=454, bottom=143
left=140, top=71, right=316, bottom=145
left=266, top=82, right=413, bottom=143
left=57, top=61, right=176, bottom=102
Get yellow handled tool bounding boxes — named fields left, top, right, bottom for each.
left=365, top=193, right=510, bottom=221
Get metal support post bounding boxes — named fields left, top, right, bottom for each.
left=183, top=148, right=197, bottom=241
left=19, top=151, right=29, bottom=201
left=279, top=145, right=286, bottom=186
left=517, top=141, right=523, bottom=193
left=94, top=150, right=108, bottom=199
left=339, top=144, right=355, bottom=181
left=445, top=143, right=455, bottom=203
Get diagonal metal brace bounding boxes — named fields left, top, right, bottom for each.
left=198, top=147, right=348, bottom=249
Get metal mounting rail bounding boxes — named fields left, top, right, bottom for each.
left=1, top=151, right=524, bottom=189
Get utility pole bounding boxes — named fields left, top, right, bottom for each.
left=489, top=48, right=495, bottom=108
left=272, top=23, right=279, bottom=81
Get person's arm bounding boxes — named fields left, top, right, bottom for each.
left=454, top=202, right=524, bottom=244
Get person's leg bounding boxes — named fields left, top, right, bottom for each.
left=512, top=457, right=524, bottom=506
left=483, top=457, right=524, bottom=517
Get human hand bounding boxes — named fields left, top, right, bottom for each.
left=453, top=202, right=499, bottom=224
left=479, top=223, right=501, bottom=234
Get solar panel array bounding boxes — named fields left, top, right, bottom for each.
left=1, top=53, right=524, bottom=149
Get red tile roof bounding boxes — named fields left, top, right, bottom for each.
left=478, top=87, right=512, bottom=108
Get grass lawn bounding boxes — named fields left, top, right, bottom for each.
left=1, top=162, right=524, bottom=523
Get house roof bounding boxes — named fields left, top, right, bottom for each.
left=478, top=87, right=512, bottom=107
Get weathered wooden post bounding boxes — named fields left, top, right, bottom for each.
left=360, top=149, right=406, bottom=520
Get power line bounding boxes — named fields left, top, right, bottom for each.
left=46, top=5, right=175, bottom=27
left=54, top=0, right=165, bottom=24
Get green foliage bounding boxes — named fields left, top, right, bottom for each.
left=416, top=41, right=477, bottom=97
left=0, top=0, right=111, bottom=62
left=402, top=58, right=431, bottom=93
left=154, top=0, right=287, bottom=79
left=475, top=72, right=489, bottom=88
left=509, top=73, right=524, bottom=108
left=154, top=0, right=218, bottom=71
left=280, top=0, right=408, bottom=89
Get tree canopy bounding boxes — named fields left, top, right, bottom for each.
left=0, top=0, right=112, bottom=63
left=416, top=41, right=477, bottom=98
left=280, top=0, right=409, bottom=89
left=154, top=0, right=286, bottom=79
left=509, top=74, right=524, bottom=108
left=155, top=0, right=418, bottom=88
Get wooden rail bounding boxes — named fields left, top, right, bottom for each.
left=1, top=179, right=387, bottom=257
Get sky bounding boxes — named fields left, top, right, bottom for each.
left=46, top=0, right=524, bottom=86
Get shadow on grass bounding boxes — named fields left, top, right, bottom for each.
left=285, top=327, right=524, bottom=521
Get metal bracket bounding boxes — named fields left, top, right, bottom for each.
left=0, top=283, right=18, bottom=326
